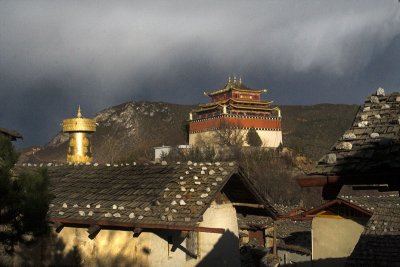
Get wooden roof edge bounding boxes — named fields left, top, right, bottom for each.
left=48, top=218, right=225, bottom=234
left=296, top=175, right=340, bottom=187
left=192, top=166, right=240, bottom=221
left=301, top=198, right=373, bottom=217
left=277, top=207, right=309, bottom=220
left=296, top=172, right=400, bottom=188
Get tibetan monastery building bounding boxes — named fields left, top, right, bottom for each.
left=189, top=77, right=282, bottom=148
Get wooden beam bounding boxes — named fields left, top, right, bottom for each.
left=54, top=222, right=64, bottom=233
left=48, top=218, right=225, bottom=234
left=197, top=228, right=201, bottom=259
left=297, top=173, right=400, bottom=188
left=273, top=221, right=277, bottom=257
left=296, top=176, right=340, bottom=187
left=87, top=225, right=101, bottom=240
left=232, top=202, right=264, bottom=209
left=186, top=231, right=198, bottom=260
left=133, top=227, right=143, bottom=238
left=352, top=185, right=390, bottom=191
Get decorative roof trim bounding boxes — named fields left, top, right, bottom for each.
left=189, top=128, right=282, bottom=134
left=190, top=114, right=281, bottom=122
left=302, top=198, right=373, bottom=217
left=204, top=87, right=267, bottom=97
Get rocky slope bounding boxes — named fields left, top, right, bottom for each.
left=20, top=102, right=359, bottom=163
left=24, top=101, right=192, bottom=163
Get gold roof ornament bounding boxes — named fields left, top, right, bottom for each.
left=62, top=106, right=96, bottom=133
left=62, top=106, right=96, bottom=163
left=77, top=105, right=82, bottom=118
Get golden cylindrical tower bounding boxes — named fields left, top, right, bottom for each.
left=62, top=106, right=96, bottom=163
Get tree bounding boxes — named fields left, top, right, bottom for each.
left=213, top=119, right=245, bottom=147
left=246, top=128, right=262, bottom=147
left=181, top=120, right=189, bottom=144
left=0, top=135, right=51, bottom=253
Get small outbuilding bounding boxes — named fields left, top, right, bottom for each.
left=300, top=189, right=399, bottom=267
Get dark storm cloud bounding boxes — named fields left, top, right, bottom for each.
left=1, top=1, right=400, bottom=147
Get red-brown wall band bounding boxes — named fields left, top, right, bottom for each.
left=189, top=117, right=281, bottom=132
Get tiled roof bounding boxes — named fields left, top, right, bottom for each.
left=338, top=192, right=399, bottom=213
left=0, top=127, right=23, bottom=140
left=310, top=88, right=400, bottom=176
left=237, top=213, right=273, bottom=229
left=272, top=220, right=311, bottom=240
left=24, top=161, right=276, bottom=229
left=267, top=220, right=311, bottom=252
left=346, top=204, right=400, bottom=266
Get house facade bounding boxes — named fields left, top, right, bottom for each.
left=12, top=161, right=276, bottom=266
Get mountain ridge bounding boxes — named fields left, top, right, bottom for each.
left=19, top=101, right=359, bottom=163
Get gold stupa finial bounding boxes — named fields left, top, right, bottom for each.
left=233, top=75, right=237, bottom=83
left=228, top=76, right=231, bottom=83
left=77, top=105, right=82, bottom=118
left=239, top=77, right=242, bottom=84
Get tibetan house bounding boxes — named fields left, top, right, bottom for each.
left=189, top=77, right=282, bottom=148
left=11, top=161, right=277, bottom=267
left=296, top=88, right=400, bottom=266
left=297, top=88, right=400, bottom=199
left=301, top=191, right=399, bottom=267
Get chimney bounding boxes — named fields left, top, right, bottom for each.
left=62, top=106, right=96, bottom=163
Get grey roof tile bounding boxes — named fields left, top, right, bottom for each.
left=309, top=90, right=400, bottom=176
left=22, top=162, right=278, bottom=229
left=346, top=204, right=400, bottom=266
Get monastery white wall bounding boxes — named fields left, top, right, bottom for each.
left=189, top=129, right=282, bottom=148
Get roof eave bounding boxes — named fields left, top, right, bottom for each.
left=302, top=198, right=373, bottom=217
left=48, top=217, right=225, bottom=234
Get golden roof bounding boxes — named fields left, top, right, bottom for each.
left=62, top=106, right=96, bottom=133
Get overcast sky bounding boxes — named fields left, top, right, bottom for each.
left=1, top=1, right=400, bottom=147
